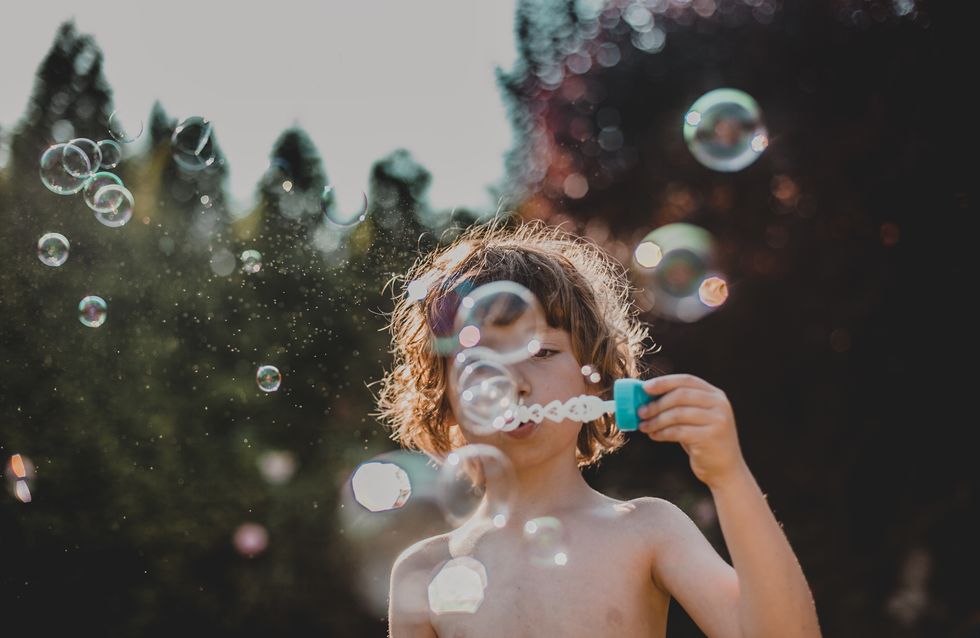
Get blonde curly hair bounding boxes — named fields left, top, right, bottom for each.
left=375, top=218, right=650, bottom=467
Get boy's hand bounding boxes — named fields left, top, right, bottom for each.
left=637, top=374, right=747, bottom=489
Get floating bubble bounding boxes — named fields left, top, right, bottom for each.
left=453, top=281, right=546, bottom=365
left=83, top=171, right=125, bottom=213
left=683, top=88, right=768, bottom=172
left=256, top=365, right=282, bottom=392
left=61, top=141, right=93, bottom=179
left=108, top=110, right=144, bottom=143
left=257, top=450, right=297, bottom=485
left=451, top=352, right=519, bottom=435
left=436, top=444, right=516, bottom=528
left=171, top=116, right=215, bottom=172
left=233, top=522, right=268, bottom=557
left=523, top=517, right=569, bottom=567
left=351, top=461, right=413, bottom=512
left=65, top=138, right=101, bottom=178
left=240, top=249, right=262, bottom=274
left=428, top=557, right=488, bottom=615
left=209, top=248, right=236, bottom=277
left=97, top=139, right=122, bottom=169
left=37, top=232, right=69, bottom=267
left=78, top=295, right=107, bottom=327
left=92, top=184, right=134, bottom=228
left=321, top=186, right=368, bottom=228
left=632, top=223, right=726, bottom=322
left=39, top=144, right=88, bottom=195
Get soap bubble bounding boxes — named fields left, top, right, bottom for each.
left=92, top=184, right=134, bottom=228
left=62, top=139, right=97, bottom=178
left=171, top=116, right=216, bottom=172
left=453, top=281, right=546, bottom=365
left=83, top=171, right=125, bottom=213
left=523, top=517, right=569, bottom=567
left=683, top=88, right=768, bottom=172
left=436, top=443, right=516, bottom=529
left=321, top=186, right=368, bottom=228
left=108, top=110, right=144, bottom=143
left=632, top=223, right=727, bottom=322
left=256, top=450, right=297, bottom=485
left=428, top=557, right=488, bottom=615
left=37, top=232, right=69, bottom=267
left=450, top=352, right=519, bottom=435
left=233, top=522, right=268, bottom=557
left=240, top=249, right=262, bottom=274
left=256, top=365, right=282, bottom=392
left=351, top=461, right=413, bottom=512
left=39, top=144, right=88, bottom=195
left=78, top=295, right=107, bottom=327
left=97, top=139, right=122, bottom=169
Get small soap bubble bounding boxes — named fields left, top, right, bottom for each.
left=428, top=557, right=488, bottom=615
left=632, top=223, right=726, bottom=323
left=37, top=232, right=69, bottom=267
left=453, top=281, right=546, bottom=365
left=683, top=88, right=768, bottom=172
left=171, top=116, right=216, bottom=172
left=39, top=144, right=88, bottom=195
left=240, top=249, right=262, bottom=274
left=436, top=444, right=516, bottom=528
left=78, top=295, right=107, bottom=327
left=92, top=184, right=134, bottom=228
left=66, top=138, right=101, bottom=177
left=257, top=450, right=297, bottom=485
left=209, top=248, right=236, bottom=277
left=321, top=186, right=369, bottom=228
left=232, top=522, right=268, bottom=557
left=256, top=365, right=282, bottom=392
left=451, top=353, right=519, bottom=435
left=351, top=461, right=413, bottom=512
left=108, top=110, right=144, bottom=143
left=97, top=139, right=122, bottom=169
left=83, top=171, right=125, bottom=213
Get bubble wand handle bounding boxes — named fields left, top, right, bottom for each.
left=512, top=379, right=656, bottom=431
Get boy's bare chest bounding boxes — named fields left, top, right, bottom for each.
left=431, top=528, right=668, bottom=638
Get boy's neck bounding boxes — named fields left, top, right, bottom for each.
left=500, top=451, right=599, bottom=520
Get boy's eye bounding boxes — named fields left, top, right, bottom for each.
left=534, top=348, right=558, bottom=359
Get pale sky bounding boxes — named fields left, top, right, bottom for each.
left=2, top=0, right=519, bottom=215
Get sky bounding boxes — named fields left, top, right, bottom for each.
left=1, top=0, right=520, bottom=215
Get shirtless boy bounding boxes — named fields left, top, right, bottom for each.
left=376, top=220, right=821, bottom=638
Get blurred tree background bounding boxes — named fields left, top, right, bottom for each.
left=0, top=2, right=972, bottom=637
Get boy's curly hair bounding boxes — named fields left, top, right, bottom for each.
left=375, top=218, right=650, bottom=467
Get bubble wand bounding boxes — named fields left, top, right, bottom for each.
left=513, top=379, right=656, bottom=431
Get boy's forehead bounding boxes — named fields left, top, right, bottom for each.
left=540, top=327, right=572, bottom=343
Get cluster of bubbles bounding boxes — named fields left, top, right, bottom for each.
left=632, top=223, right=729, bottom=323
left=344, top=444, right=573, bottom=616
left=5, top=454, right=36, bottom=503
left=39, top=110, right=142, bottom=228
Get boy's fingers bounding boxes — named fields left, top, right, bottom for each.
left=648, top=425, right=700, bottom=442
left=639, top=406, right=714, bottom=432
left=638, top=388, right=716, bottom=419
left=643, top=373, right=715, bottom=396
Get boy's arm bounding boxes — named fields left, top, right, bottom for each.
left=388, top=539, right=441, bottom=638
left=638, top=374, right=821, bottom=638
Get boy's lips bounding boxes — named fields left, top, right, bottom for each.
left=504, top=420, right=537, bottom=439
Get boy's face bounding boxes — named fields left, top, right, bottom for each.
left=446, top=327, right=593, bottom=468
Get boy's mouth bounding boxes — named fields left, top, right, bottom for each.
left=504, top=420, right=537, bottom=439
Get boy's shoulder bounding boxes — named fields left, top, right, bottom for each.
left=392, top=531, right=453, bottom=576
left=620, top=496, right=703, bottom=544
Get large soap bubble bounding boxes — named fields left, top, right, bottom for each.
left=683, top=88, right=768, bottom=172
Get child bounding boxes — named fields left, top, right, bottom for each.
left=376, top=219, right=821, bottom=638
